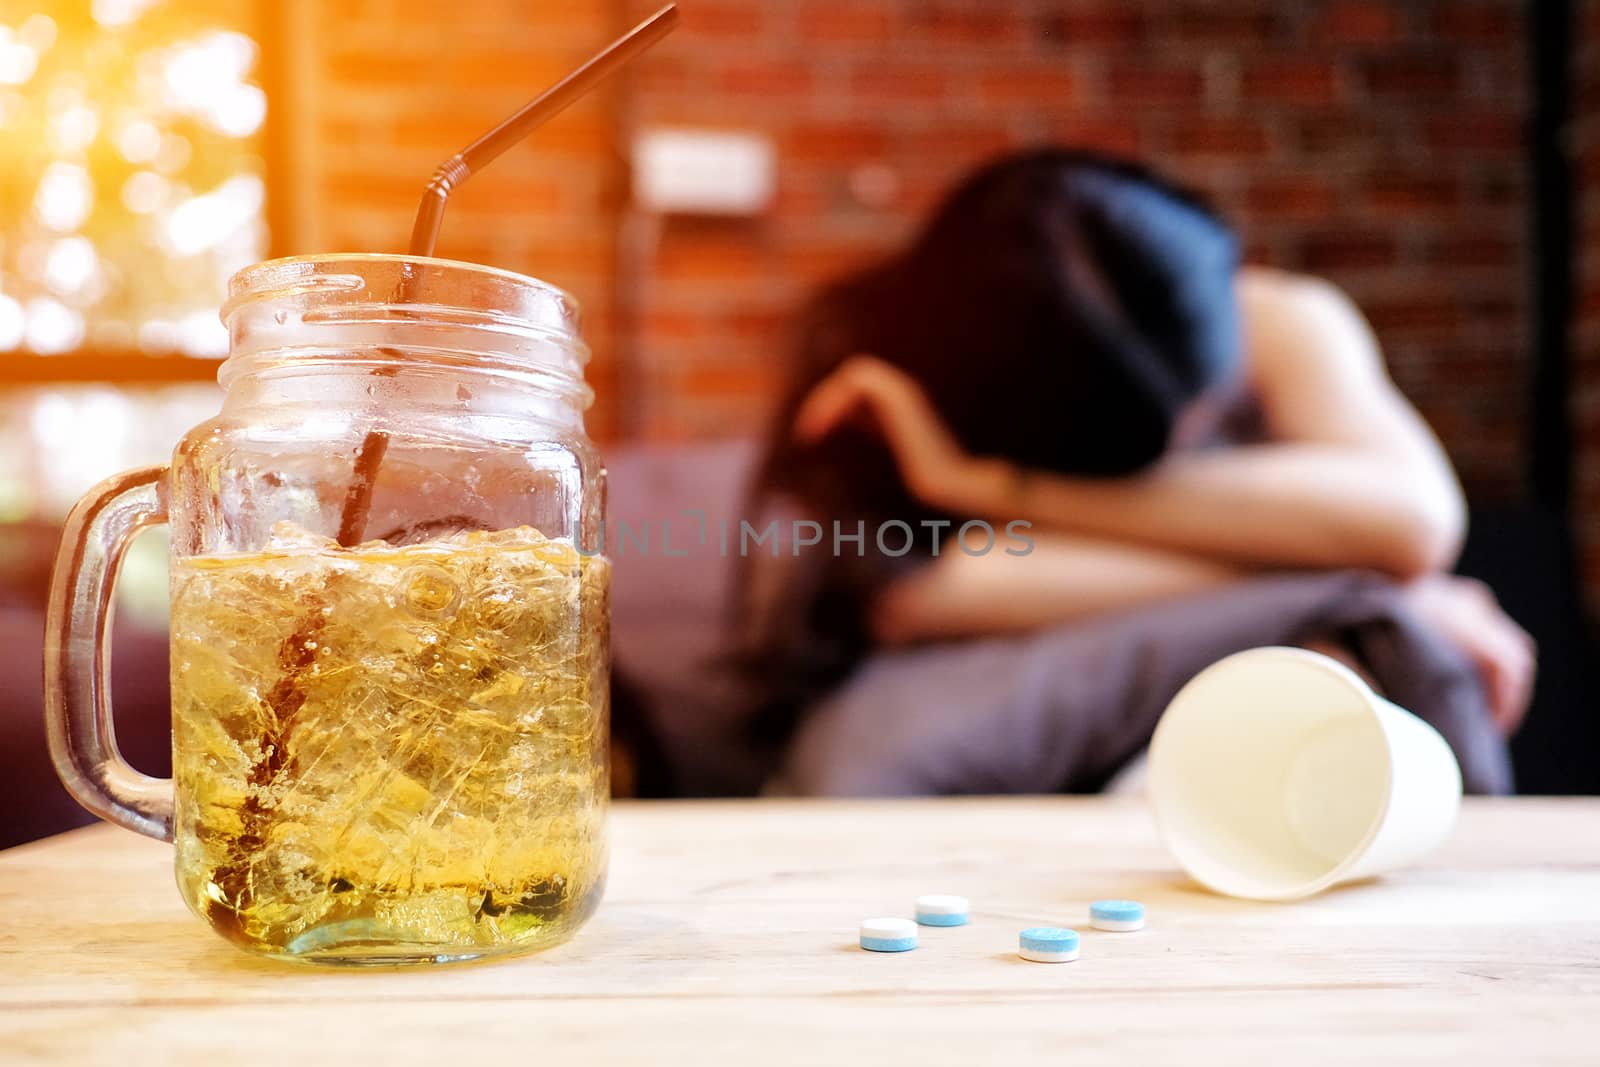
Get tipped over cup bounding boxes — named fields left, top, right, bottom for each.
left=1149, top=646, right=1462, bottom=901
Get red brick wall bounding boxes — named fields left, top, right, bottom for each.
left=1578, top=0, right=1600, bottom=607
left=295, top=0, right=1531, bottom=501
left=284, top=0, right=626, bottom=434
left=623, top=0, right=1531, bottom=501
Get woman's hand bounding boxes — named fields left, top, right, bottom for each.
left=793, top=355, right=1008, bottom=514
left=1405, top=574, right=1537, bottom=737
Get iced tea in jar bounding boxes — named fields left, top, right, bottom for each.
left=45, top=255, right=610, bottom=964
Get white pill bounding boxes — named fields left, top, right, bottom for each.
left=859, top=917, right=918, bottom=952
left=914, top=894, right=969, bottom=926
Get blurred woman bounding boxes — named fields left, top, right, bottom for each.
left=739, top=148, right=1532, bottom=745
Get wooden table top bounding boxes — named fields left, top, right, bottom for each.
left=1, top=797, right=1597, bottom=1065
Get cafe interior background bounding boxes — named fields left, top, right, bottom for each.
left=2, top=0, right=1598, bottom=846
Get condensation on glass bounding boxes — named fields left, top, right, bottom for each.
left=45, top=255, right=611, bottom=964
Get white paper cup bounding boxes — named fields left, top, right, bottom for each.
left=1149, top=647, right=1462, bottom=901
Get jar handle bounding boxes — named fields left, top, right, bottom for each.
left=44, top=465, right=174, bottom=842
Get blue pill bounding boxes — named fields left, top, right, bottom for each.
left=1018, top=926, right=1080, bottom=963
left=861, top=935, right=917, bottom=952
left=1019, top=927, right=1079, bottom=951
left=1089, top=899, right=1145, bottom=931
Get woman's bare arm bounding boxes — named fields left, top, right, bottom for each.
left=795, top=269, right=1466, bottom=643
left=871, top=531, right=1242, bottom=645
left=934, top=270, right=1467, bottom=579
left=792, top=276, right=1526, bottom=724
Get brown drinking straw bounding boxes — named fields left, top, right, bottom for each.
left=204, top=7, right=681, bottom=938
left=336, top=2, right=681, bottom=547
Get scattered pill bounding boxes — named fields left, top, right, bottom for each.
left=914, top=894, right=970, bottom=927
left=860, top=917, right=918, bottom=953
left=1018, top=926, right=1079, bottom=963
left=1089, top=899, right=1145, bottom=932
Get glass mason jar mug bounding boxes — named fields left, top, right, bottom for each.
left=45, top=255, right=610, bottom=965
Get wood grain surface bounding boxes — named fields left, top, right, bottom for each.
left=1, top=797, right=1597, bottom=1065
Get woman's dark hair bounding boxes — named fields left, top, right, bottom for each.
left=736, top=147, right=1242, bottom=735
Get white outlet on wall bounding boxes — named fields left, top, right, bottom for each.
left=632, top=128, right=776, bottom=216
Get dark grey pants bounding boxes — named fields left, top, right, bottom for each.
left=778, top=572, right=1512, bottom=797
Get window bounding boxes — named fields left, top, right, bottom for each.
left=0, top=1, right=269, bottom=527
left=0, top=0, right=267, bottom=362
